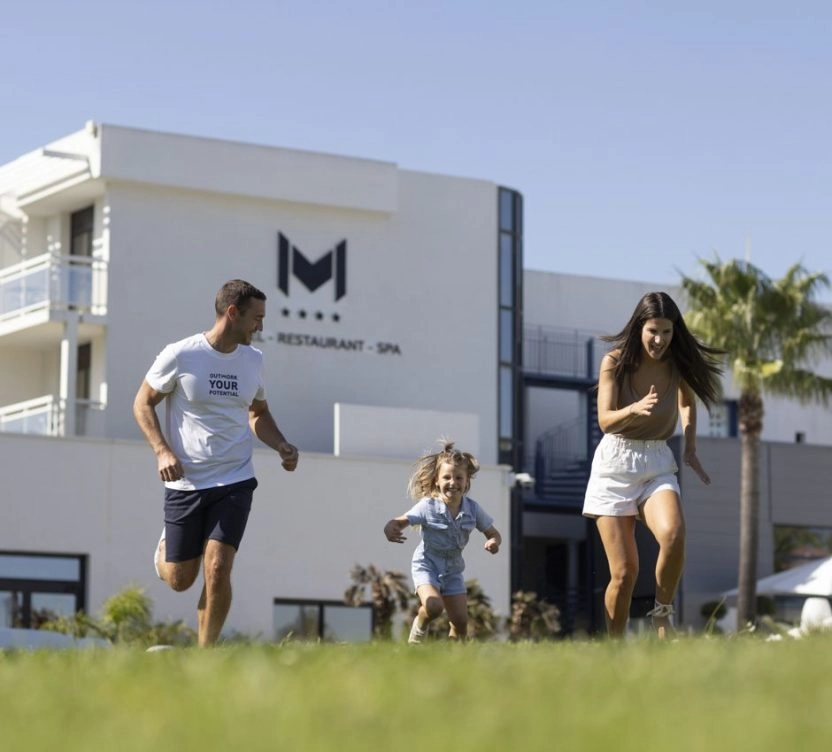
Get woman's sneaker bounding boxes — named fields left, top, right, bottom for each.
left=645, top=601, right=675, bottom=640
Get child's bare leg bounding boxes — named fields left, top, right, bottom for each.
left=415, top=585, right=444, bottom=628
left=443, top=594, right=468, bottom=640
left=409, top=585, right=443, bottom=643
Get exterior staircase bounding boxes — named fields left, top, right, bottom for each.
left=532, top=408, right=602, bottom=507
left=537, top=458, right=592, bottom=503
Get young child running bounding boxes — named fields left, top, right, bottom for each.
left=384, top=441, right=502, bottom=643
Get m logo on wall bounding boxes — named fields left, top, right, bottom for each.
left=277, top=233, right=347, bottom=301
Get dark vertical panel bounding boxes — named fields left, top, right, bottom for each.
left=335, top=240, right=347, bottom=301
left=277, top=233, right=290, bottom=294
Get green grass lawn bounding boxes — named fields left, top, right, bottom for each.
left=2, top=635, right=831, bottom=751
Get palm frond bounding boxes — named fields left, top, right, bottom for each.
left=681, top=255, right=832, bottom=403
left=763, top=368, right=832, bottom=405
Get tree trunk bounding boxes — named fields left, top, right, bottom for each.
left=736, top=391, right=763, bottom=630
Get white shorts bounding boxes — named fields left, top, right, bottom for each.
left=582, top=434, right=680, bottom=518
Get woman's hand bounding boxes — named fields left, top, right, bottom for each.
left=630, top=384, right=659, bottom=416
left=684, top=448, right=711, bottom=485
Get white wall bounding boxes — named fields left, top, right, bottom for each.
left=524, top=270, right=673, bottom=335
left=100, top=124, right=397, bottom=214
left=334, top=403, right=480, bottom=460
left=2, top=124, right=501, bottom=464
left=0, top=126, right=510, bottom=640
left=102, top=164, right=499, bottom=461
left=0, top=216, right=22, bottom=266
left=0, top=348, right=56, bottom=404
left=0, top=433, right=512, bottom=638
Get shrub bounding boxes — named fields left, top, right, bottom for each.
left=344, top=564, right=413, bottom=640
left=40, top=585, right=195, bottom=647
left=507, top=591, right=561, bottom=641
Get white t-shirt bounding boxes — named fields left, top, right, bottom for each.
left=145, top=333, right=266, bottom=490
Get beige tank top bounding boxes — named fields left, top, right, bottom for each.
left=616, top=363, right=681, bottom=440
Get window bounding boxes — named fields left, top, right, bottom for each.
left=0, top=552, right=86, bottom=628
left=77, top=342, right=92, bottom=400
left=69, top=206, right=94, bottom=307
left=70, top=206, right=94, bottom=258
left=499, top=190, right=515, bottom=232
left=499, top=309, right=514, bottom=363
left=497, top=187, right=523, bottom=467
left=273, top=598, right=373, bottom=642
left=499, top=234, right=514, bottom=307
left=499, top=365, right=514, bottom=438
left=708, top=400, right=738, bottom=438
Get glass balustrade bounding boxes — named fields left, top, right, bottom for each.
left=0, top=252, right=107, bottom=321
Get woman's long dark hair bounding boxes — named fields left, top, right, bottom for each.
left=603, top=292, right=724, bottom=409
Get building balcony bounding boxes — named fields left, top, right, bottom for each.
left=0, top=251, right=107, bottom=342
left=523, top=323, right=606, bottom=383
left=0, top=395, right=106, bottom=438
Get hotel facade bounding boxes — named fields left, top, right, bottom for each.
left=1, top=123, right=829, bottom=639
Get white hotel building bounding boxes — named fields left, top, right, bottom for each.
left=1, top=123, right=830, bottom=639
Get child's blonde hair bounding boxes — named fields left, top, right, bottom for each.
left=407, top=440, right=480, bottom=500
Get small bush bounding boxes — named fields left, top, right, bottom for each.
left=41, top=585, right=195, bottom=647
left=344, top=564, right=413, bottom=640
left=507, top=591, right=561, bottom=641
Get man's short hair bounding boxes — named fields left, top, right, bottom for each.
left=215, top=279, right=266, bottom=316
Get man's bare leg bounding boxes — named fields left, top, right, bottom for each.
left=155, top=535, right=201, bottom=592
left=197, top=540, right=237, bottom=646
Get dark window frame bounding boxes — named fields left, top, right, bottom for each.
left=272, top=597, right=374, bottom=642
left=497, top=188, right=523, bottom=469
left=0, top=551, right=87, bottom=629
left=70, top=206, right=94, bottom=257
left=77, top=342, right=92, bottom=400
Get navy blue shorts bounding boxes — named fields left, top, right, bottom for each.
left=163, top=478, right=257, bottom=562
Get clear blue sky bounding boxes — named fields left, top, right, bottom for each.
left=3, top=1, right=831, bottom=293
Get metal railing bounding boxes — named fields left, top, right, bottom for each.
left=0, top=395, right=106, bottom=437
left=0, top=252, right=107, bottom=322
left=534, top=415, right=588, bottom=467
left=523, top=324, right=607, bottom=380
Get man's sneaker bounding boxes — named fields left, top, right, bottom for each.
left=408, top=616, right=427, bottom=644
left=153, top=527, right=166, bottom=580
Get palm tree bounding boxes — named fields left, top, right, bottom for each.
left=681, top=258, right=832, bottom=629
left=344, top=564, right=413, bottom=640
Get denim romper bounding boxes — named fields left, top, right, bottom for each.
left=405, top=496, right=494, bottom=596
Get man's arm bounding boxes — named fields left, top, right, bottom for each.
left=132, top=380, right=183, bottom=482
left=249, top=398, right=299, bottom=471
